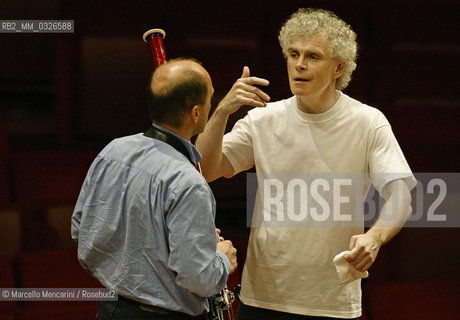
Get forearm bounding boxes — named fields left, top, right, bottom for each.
left=345, top=179, right=412, bottom=271
left=174, top=251, right=229, bottom=297
left=196, top=107, right=231, bottom=182
left=367, top=179, right=412, bottom=244
left=197, top=66, right=270, bottom=182
left=365, top=224, right=402, bottom=249
left=171, top=230, right=229, bottom=297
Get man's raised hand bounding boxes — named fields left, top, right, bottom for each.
left=217, top=66, right=270, bottom=116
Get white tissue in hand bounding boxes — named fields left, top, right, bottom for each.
left=333, top=251, right=369, bottom=285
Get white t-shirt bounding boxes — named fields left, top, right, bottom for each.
left=222, top=92, right=416, bottom=318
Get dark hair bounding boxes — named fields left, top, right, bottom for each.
left=146, top=59, right=208, bottom=128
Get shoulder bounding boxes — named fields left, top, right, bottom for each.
left=341, top=93, right=389, bottom=127
left=98, top=133, right=144, bottom=157
left=100, top=133, right=208, bottom=188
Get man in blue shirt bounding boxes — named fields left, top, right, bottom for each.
left=72, top=58, right=237, bottom=319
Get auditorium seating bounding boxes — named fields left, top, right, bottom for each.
left=0, top=257, right=17, bottom=319
left=0, top=210, right=21, bottom=261
left=378, top=104, right=460, bottom=172
left=364, top=279, right=460, bottom=320
left=0, top=117, right=12, bottom=209
left=46, top=205, right=77, bottom=249
left=15, top=249, right=101, bottom=290
left=8, top=150, right=96, bottom=251
left=15, top=304, right=99, bottom=320
left=14, top=249, right=101, bottom=320
left=0, top=249, right=102, bottom=320
left=9, top=150, right=95, bottom=208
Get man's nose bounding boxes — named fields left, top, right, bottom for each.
left=296, top=59, right=306, bottom=71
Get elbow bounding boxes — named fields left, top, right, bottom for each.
left=200, top=166, right=232, bottom=183
left=199, top=154, right=234, bottom=182
left=193, top=285, right=217, bottom=298
left=403, top=184, right=413, bottom=218
left=405, top=202, right=413, bottom=222
left=71, top=220, right=80, bottom=241
left=222, top=171, right=234, bottom=179
left=200, top=166, right=218, bottom=183
left=174, top=259, right=228, bottom=298
left=175, top=275, right=217, bottom=298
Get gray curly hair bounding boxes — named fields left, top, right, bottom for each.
left=278, top=8, right=358, bottom=90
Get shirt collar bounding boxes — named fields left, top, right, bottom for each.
left=151, top=122, right=202, bottom=166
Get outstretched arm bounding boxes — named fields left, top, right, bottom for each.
left=196, top=66, right=270, bottom=182
left=345, top=179, right=412, bottom=272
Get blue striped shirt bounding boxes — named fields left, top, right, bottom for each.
left=71, top=124, right=230, bottom=316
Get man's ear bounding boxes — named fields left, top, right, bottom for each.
left=190, top=105, right=200, bottom=124
left=333, top=61, right=345, bottom=79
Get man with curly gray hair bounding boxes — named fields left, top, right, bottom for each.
left=278, top=8, right=358, bottom=91
left=197, top=8, right=415, bottom=320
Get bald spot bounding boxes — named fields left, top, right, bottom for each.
left=151, top=60, right=211, bottom=96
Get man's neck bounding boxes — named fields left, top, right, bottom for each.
left=155, top=122, right=192, bottom=141
left=296, top=89, right=340, bottom=114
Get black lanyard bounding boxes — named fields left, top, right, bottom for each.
left=144, top=126, right=194, bottom=165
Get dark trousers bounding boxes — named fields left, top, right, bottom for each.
left=96, top=295, right=207, bottom=320
left=236, top=303, right=359, bottom=320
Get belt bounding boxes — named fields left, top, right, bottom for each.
left=117, top=295, right=207, bottom=319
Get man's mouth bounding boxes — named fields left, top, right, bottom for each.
left=294, top=78, right=310, bottom=82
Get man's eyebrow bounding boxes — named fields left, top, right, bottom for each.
left=288, top=47, right=323, bottom=55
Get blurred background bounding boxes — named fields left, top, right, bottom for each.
left=0, top=0, right=459, bottom=319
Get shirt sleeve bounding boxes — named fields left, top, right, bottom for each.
left=71, top=194, right=83, bottom=242
left=71, top=160, right=95, bottom=242
left=368, top=112, right=417, bottom=194
left=222, top=115, right=255, bottom=175
left=166, top=182, right=229, bottom=298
